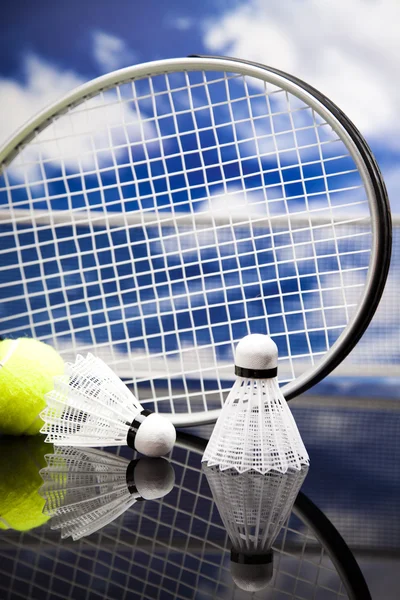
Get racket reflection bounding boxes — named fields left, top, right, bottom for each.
left=0, top=434, right=370, bottom=599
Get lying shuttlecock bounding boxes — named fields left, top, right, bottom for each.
left=39, top=447, right=175, bottom=540
left=40, top=354, right=176, bottom=457
left=204, top=464, right=308, bottom=592
left=202, top=334, right=309, bottom=473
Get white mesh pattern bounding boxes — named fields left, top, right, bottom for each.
left=202, top=377, right=309, bottom=473
left=39, top=448, right=175, bottom=541
left=40, top=353, right=143, bottom=446
left=0, top=61, right=380, bottom=419
left=48, top=490, right=136, bottom=541
left=40, top=446, right=131, bottom=511
left=204, top=466, right=308, bottom=553
left=43, top=446, right=129, bottom=471
left=40, top=448, right=142, bottom=540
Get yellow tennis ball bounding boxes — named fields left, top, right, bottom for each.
left=0, top=338, right=64, bottom=435
left=0, top=436, right=52, bottom=532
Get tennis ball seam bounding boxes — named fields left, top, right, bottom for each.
left=0, top=339, right=20, bottom=369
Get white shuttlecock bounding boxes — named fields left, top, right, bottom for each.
left=40, top=354, right=176, bottom=457
left=39, top=447, right=175, bottom=540
left=202, top=334, right=309, bottom=473
left=204, top=464, right=308, bottom=592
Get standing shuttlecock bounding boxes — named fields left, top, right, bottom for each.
left=202, top=334, right=309, bottom=473
left=39, top=447, right=175, bottom=540
left=40, top=354, right=176, bottom=457
left=204, top=464, right=308, bottom=592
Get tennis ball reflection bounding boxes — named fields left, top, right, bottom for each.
left=0, top=436, right=52, bottom=531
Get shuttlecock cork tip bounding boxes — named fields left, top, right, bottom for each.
left=235, top=334, right=278, bottom=372
left=134, top=413, right=176, bottom=457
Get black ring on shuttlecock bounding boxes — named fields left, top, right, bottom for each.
left=126, top=459, right=140, bottom=494
left=126, top=409, right=152, bottom=449
left=230, top=550, right=273, bottom=565
left=235, top=366, right=277, bottom=379
left=125, top=459, right=145, bottom=500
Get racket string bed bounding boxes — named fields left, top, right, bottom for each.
left=0, top=56, right=390, bottom=425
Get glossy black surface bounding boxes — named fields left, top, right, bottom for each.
left=0, top=405, right=399, bottom=600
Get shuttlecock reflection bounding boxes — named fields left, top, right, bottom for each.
left=39, top=447, right=175, bottom=540
left=204, top=464, right=308, bottom=592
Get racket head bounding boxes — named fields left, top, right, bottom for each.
left=0, top=434, right=371, bottom=600
left=0, top=56, right=391, bottom=425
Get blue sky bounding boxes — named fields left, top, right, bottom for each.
left=1, top=0, right=399, bottom=213
left=0, top=0, right=218, bottom=76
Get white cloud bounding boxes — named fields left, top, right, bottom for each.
left=174, top=17, right=193, bottom=31
left=204, top=0, right=400, bottom=142
left=0, top=52, right=155, bottom=182
left=0, top=31, right=137, bottom=149
left=200, top=187, right=267, bottom=217
left=165, top=15, right=194, bottom=31
left=92, top=30, right=136, bottom=72
left=0, top=54, right=85, bottom=147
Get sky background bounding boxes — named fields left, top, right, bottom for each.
left=1, top=0, right=400, bottom=213
left=0, top=0, right=398, bottom=373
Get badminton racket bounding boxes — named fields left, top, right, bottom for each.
left=0, top=55, right=391, bottom=425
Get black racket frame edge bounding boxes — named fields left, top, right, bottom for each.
left=188, top=54, right=392, bottom=400
left=295, top=491, right=372, bottom=600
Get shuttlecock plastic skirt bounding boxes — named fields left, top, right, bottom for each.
left=202, top=378, right=309, bottom=474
